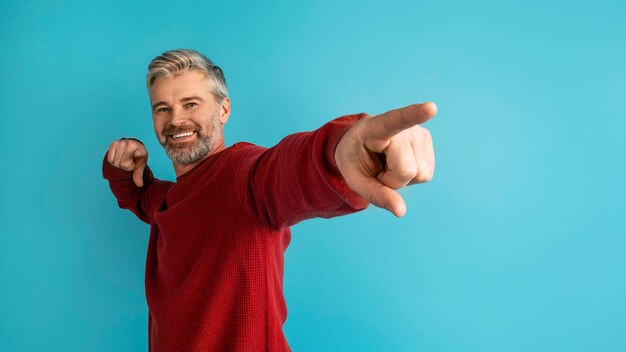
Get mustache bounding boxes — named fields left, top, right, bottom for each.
left=162, top=123, right=201, bottom=136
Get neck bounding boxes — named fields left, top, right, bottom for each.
left=173, top=143, right=227, bottom=177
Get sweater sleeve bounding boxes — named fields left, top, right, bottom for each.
left=102, top=155, right=172, bottom=224
left=233, top=113, right=370, bottom=230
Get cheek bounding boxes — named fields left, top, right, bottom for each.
left=153, top=116, right=166, bottom=129
left=153, top=122, right=166, bottom=140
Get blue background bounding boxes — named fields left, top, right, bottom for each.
left=1, top=0, right=625, bottom=351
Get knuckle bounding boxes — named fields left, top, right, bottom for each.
left=416, top=126, right=431, bottom=140
left=121, top=160, right=134, bottom=170
left=423, top=129, right=433, bottom=142
left=107, top=142, right=118, bottom=153
left=416, top=168, right=434, bottom=183
left=397, top=165, right=418, bottom=180
left=383, top=174, right=410, bottom=190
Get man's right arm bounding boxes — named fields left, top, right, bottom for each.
left=102, top=138, right=171, bottom=224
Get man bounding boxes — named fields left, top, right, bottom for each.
left=103, top=49, right=436, bottom=351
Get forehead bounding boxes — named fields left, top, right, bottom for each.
left=149, top=70, right=214, bottom=103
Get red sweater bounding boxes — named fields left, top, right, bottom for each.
left=103, top=114, right=368, bottom=351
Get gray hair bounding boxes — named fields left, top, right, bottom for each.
left=146, top=49, right=228, bottom=102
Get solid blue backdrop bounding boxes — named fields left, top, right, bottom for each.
left=1, top=0, right=625, bottom=351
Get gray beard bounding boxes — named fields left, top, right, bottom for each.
left=162, top=119, right=221, bottom=165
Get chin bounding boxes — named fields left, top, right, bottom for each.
left=164, top=139, right=213, bottom=165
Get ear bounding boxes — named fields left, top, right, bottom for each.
left=219, top=97, right=231, bottom=125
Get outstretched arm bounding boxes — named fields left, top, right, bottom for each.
left=234, top=114, right=370, bottom=230
left=334, top=102, right=437, bottom=217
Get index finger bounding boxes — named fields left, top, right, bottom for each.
left=366, top=102, right=437, bottom=141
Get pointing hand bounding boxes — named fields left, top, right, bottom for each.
left=106, top=138, right=149, bottom=187
left=334, top=102, right=437, bottom=217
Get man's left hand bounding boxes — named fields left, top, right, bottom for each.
left=334, top=102, right=438, bottom=217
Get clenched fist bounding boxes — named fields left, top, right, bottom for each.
left=106, top=138, right=148, bottom=187
left=335, top=102, right=437, bottom=217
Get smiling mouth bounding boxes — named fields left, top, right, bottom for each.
left=168, top=131, right=196, bottom=142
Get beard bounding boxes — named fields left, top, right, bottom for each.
left=160, top=115, right=222, bottom=165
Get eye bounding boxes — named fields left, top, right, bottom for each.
left=156, top=107, right=169, bottom=113
left=185, top=102, right=198, bottom=108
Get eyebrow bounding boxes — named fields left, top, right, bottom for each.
left=152, top=96, right=206, bottom=111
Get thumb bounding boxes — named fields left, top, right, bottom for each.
left=359, top=177, right=407, bottom=217
left=133, top=164, right=145, bottom=188
left=133, top=164, right=146, bottom=187
left=132, top=147, right=147, bottom=187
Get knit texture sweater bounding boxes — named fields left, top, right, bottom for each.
left=103, top=114, right=369, bottom=351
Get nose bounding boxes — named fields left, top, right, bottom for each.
left=170, top=107, right=189, bottom=125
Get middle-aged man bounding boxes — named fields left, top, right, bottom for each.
left=103, top=49, right=437, bottom=351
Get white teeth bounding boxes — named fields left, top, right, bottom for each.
left=172, top=132, right=194, bottom=139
